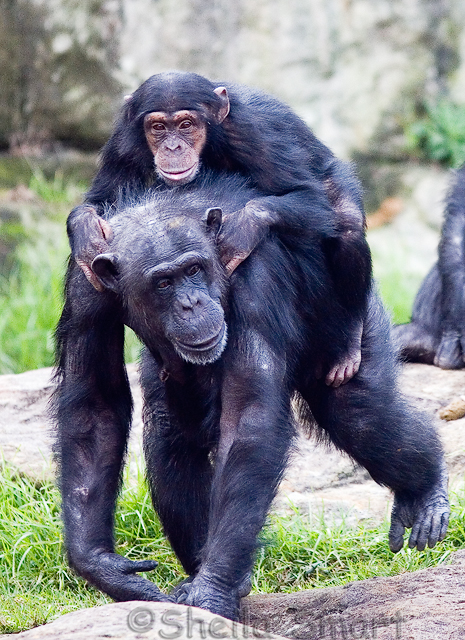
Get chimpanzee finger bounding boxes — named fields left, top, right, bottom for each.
left=122, top=559, right=158, bottom=574
left=408, top=510, right=432, bottom=551
left=325, top=367, right=337, bottom=386
left=225, top=254, right=248, bottom=274
left=388, top=518, right=406, bottom=553
left=439, top=511, right=449, bottom=541
left=170, top=576, right=194, bottom=598
left=427, top=511, right=445, bottom=548
left=175, top=581, right=193, bottom=604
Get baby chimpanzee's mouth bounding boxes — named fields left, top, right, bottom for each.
left=158, top=163, right=199, bottom=184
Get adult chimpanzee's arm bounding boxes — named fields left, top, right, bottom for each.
left=53, top=263, right=168, bottom=602
left=177, top=332, right=294, bottom=620
left=435, top=167, right=465, bottom=368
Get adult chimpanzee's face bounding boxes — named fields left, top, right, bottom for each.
left=144, top=111, right=207, bottom=186
left=137, top=247, right=227, bottom=364
left=91, top=209, right=228, bottom=365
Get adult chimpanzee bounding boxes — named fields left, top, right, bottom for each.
left=68, top=71, right=370, bottom=387
left=54, top=171, right=449, bottom=621
left=394, top=165, right=465, bottom=368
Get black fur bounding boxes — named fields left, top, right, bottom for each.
left=394, top=165, right=465, bottom=368
left=54, top=172, right=449, bottom=620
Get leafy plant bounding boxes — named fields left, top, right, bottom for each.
left=405, top=100, right=465, bottom=168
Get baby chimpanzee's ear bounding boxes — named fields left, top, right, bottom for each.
left=91, top=254, right=120, bottom=292
left=203, top=207, right=223, bottom=236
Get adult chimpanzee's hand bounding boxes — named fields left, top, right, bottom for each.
left=434, top=331, right=464, bottom=369
left=67, top=204, right=114, bottom=292
left=72, top=550, right=173, bottom=602
left=176, top=570, right=242, bottom=621
left=389, top=464, right=449, bottom=553
left=218, top=201, right=274, bottom=273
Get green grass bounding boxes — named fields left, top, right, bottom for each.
left=0, top=168, right=142, bottom=373
left=0, top=462, right=463, bottom=633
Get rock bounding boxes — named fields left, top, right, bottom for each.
left=4, top=553, right=465, bottom=639
left=0, top=361, right=464, bottom=526
left=2, top=1, right=465, bottom=159
left=242, top=550, right=465, bottom=639
left=0, top=364, right=143, bottom=482
left=0, top=601, right=288, bottom=640
left=439, top=397, right=465, bottom=421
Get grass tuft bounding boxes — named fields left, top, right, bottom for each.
left=0, top=461, right=464, bottom=633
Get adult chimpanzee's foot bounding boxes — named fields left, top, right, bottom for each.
left=389, top=464, right=449, bottom=553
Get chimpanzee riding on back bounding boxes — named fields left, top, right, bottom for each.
left=69, top=71, right=371, bottom=387
left=54, top=171, right=449, bottom=621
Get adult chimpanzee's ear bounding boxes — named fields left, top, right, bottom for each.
left=213, top=87, right=230, bottom=123
left=204, top=207, right=223, bottom=236
left=91, top=253, right=120, bottom=292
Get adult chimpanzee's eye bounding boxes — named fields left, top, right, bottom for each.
left=157, top=278, right=172, bottom=290
left=186, top=264, right=201, bottom=277
left=152, top=123, right=166, bottom=132
left=179, top=120, right=193, bottom=130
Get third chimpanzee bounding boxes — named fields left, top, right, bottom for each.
left=394, top=165, right=465, bottom=368
left=68, top=71, right=371, bottom=387
left=54, top=171, right=449, bottom=621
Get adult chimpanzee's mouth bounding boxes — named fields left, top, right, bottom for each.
left=174, top=323, right=228, bottom=365
left=177, top=323, right=226, bottom=352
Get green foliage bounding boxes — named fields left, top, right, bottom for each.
left=406, top=100, right=465, bottom=168
left=0, top=167, right=141, bottom=373
left=0, top=240, right=66, bottom=372
left=0, top=461, right=464, bottom=633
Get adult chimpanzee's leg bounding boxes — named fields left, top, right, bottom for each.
left=393, top=265, right=443, bottom=365
left=53, top=263, right=168, bottom=602
left=177, top=333, right=294, bottom=620
left=140, top=351, right=214, bottom=577
left=300, top=293, right=449, bottom=553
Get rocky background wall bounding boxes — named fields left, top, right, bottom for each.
left=1, top=0, right=465, bottom=294
left=0, top=0, right=463, bottom=160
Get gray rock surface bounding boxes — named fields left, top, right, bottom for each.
left=1, top=361, right=464, bottom=526
left=2, top=1, right=465, bottom=159
left=4, top=552, right=465, bottom=639
left=242, top=550, right=465, bottom=639
left=0, top=601, right=288, bottom=640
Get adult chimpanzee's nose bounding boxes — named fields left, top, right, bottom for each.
left=179, top=292, right=200, bottom=311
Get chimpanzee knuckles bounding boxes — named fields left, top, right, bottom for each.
left=82, top=552, right=173, bottom=602
left=434, top=333, right=464, bottom=369
left=213, top=87, right=230, bottom=123
left=91, top=253, right=119, bottom=292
